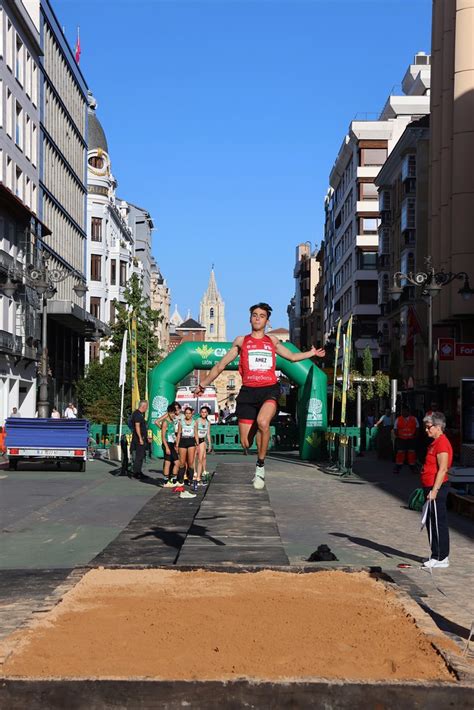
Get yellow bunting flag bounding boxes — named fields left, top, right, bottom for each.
left=340, top=316, right=353, bottom=425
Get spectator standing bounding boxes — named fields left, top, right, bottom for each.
left=393, top=405, right=418, bottom=474
left=64, top=403, right=77, bottom=419
left=420, top=412, right=452, bottom=569
left=130, top=400, right=148, bottom=480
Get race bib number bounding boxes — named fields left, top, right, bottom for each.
left=248, top=350, right=273, bottom=371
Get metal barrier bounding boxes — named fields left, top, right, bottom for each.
left=211, top=425, right=276, bottom=452
left=324, top=427, right=378, bottom=476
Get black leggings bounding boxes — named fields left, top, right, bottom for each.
left=423, top=484, right=449, bottom=560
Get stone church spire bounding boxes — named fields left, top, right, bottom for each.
left=200, top=267, right=226, bottom=341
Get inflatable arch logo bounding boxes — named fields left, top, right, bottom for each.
left=148, top=341, right=327, bottom=460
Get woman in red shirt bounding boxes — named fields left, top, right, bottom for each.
left=420, top=412, right=452, bottom=569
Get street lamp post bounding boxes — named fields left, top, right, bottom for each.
left=388, top=256, right=473, bottom=386
left=0, top=251, right=87, bottom=418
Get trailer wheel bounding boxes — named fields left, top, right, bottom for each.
left=8, top=458, right=18, bottom=470
left=78, top=461, right=86, bottom=472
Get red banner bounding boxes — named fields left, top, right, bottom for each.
left=438, top=338, right=455, bottom=361
left=455, top=343, right=474, bottom=357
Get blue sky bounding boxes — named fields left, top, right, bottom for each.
left=56, top=0, right=432, bottom=338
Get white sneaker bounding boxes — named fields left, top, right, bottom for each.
left=180, top=490, right=197, bottom=499
left=422, top=557, right=449, bottom=569
left=253, top=466, right=265, bottom=490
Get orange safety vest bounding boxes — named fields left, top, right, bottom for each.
left=0, top=430, right=5, bottom=454
left=395, top=416, right=417, bottom=440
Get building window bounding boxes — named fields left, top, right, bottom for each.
left=15, top=166, right=23, bottom=200
left=90, top=254, right=101, bottom=281
left=15, top=37, right=24, bottom=85
left=110, top=301, right=116, bottom=324
left=88, top=155, right=104, bottom=169
left=6, top=89, right=12, bottom=137
left=15, top=102, right=23, bottom=149
left=210, top=323, right=214, bottom=334
left=360, top=217, right=380, bottom=234
left=119, top=260, right=127, bottom=286
left=210, top=307, right=214, bottom=318
left=110, top=259, right=116, bottom=285
left=89, top=343, right=100, bottom=362
left=91, top=217, right=102, bottom=241
left=358, top=251, right=377, bottom=270
left=360, top=148, right=387, bottom=166
left=359, top=182, right=378, bottom=200
left=90, top=296, right=101, bottom=319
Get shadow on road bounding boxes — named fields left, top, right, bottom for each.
left=329, top=531, right=425, bottom=563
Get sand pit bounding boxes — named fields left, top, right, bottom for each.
left=1, top=569, right=455, bottom=682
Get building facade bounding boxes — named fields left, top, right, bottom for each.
left=375, top=116, right=430, bottom=388
left=39, top=0, right=96, bottom=411
left=85, top=94, right=134, bottom=364
left=323, top=54, right=431, bottom=366
left=428, top=0, right=474, bottom=450
left=288, top=243, right=319, bottom=350
left=150, top=257, right=170, bottom=353
left=0, top=0, right=43, bottom=420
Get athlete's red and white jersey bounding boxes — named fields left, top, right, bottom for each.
left=239, top=334, right=277, bottom=387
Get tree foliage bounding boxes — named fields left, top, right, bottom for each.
left=76, top=274, right=163, bottom=422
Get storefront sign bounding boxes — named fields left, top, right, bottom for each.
left=438, top=338, right=455, bottom=361
left=456, top=343, right=474, bottom=357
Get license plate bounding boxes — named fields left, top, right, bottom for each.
left=19, top=449, right=77, bottom=457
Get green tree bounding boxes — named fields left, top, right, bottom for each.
left=76, top=274, right=163, bottom=422
left=362, top=346, right=374, bottom=401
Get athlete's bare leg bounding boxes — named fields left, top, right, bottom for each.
left=238, top=420, right=258, bottom=451
left=256, top=400, right=277, bottom=461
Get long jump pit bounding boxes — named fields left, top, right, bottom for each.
left=1, top=568, right=473, bottom=709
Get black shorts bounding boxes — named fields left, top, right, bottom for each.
left=162, top=441, right=178, bottom=462
left=236, top=384, right=280, bottom=423
left=198, top=438, right=207, bottom=445
left=179, top=437, right=197, bottom=449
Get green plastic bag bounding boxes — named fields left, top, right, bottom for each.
left=408, top=488, right=425, bottom=512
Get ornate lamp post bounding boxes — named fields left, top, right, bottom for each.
left=0, top=252, right=87, bottom=417
left=388, top=256, right=473, bottom=385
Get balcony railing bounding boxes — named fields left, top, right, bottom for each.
left=0, top=330, right=23, bottom=355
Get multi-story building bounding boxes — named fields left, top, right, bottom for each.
left=309, top=241, right=325, bottom=350
left=126, top=202, right=153, bottom=303
left=323, top=53, right=431, bottom=366
left=428, top=0, right=474, bottom=449
left=0, top=0, right=44, bottom=419
left=39, top=0, right=100, bottom=410
left=150, top=257, right=170, bottom=353
left=85, top=94, right=134, bottom=364
left=375, top=116, right=430, bottom=387
left=288, top=243, right=319, bottom=350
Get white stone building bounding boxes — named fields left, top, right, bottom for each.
left=323, top=53, right=431, bottom=365
left=199, top=267, right=226, bottom=341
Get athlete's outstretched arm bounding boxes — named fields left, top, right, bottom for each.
left=272, top=338, right=325, bottom=362
left=193, top=337, right=244, bottom=394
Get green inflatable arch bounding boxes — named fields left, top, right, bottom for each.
left=148, top=341, right=327, bottom=461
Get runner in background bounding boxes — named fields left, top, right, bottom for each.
left=194, top=302, right=325, bottom=490
left=161, top=405, right=180, bottom=488
left=176, top=406, right=198, bottom=489
left=194, top=406, right=212, bottom=491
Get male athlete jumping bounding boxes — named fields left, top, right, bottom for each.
left=194, top=303, right=325, bottom=489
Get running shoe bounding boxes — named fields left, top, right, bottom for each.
left=422, top=557, right=449, bottom=569
left=163, top=480, right=177, bottom=488
left=172, top=485, right=185, bottom=493
left=192, top=480, right=198, bottom=492
left=180, top=490, right=196, bottom=499
left=253, top=466, right=265, bottom=490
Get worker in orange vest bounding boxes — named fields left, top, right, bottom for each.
left=393, top=405, right=419, bottom=474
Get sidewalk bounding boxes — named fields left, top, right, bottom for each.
left=266, top=451, right=474, bottom=645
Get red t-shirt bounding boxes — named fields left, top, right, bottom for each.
left=421, top=433, right=452, bottom=487
left=238, top=334, right=277, bottom=387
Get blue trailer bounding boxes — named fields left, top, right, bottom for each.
left=5, top=418, right=89, bottom=471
